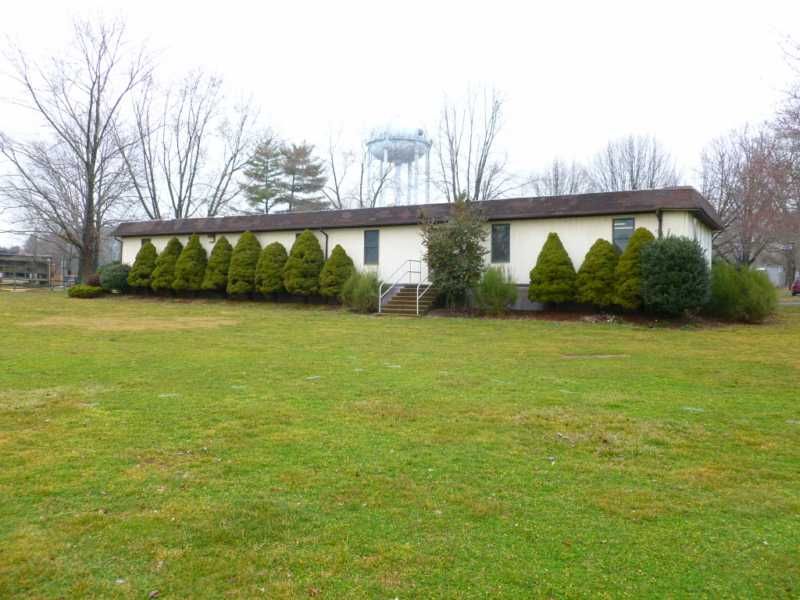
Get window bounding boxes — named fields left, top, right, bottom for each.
left=364, top=230, right=379, bottom=265
left=491, top=224, right=510, bottom=263
left=613, top=218, right=635, bottom=251
left=141, top=238, right=151, bottom=246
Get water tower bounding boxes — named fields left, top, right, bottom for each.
left=366, top=127, right=432, bottom=206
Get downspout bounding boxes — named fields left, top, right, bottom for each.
left=319, top=229, right=329, bottom=259
left=656, top=209, right=663, bottom=239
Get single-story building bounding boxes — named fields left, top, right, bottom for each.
left=114, top=187, right=722, bottom=310
left=0, top=254, right=52, bottom=287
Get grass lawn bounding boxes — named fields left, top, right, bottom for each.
left=1, top=291, right=798, bottom=598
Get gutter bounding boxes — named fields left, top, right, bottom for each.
left=318, top=229, right=329, bottom=259
left=656, top=209, right=663, bottom=239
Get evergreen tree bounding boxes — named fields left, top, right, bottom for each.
left=240, top=135, right=284, bottom=214
left=319, top=244, right=355, bottom=298
left=277, top=143, right=328, bottom=212
left=576, top=239, right=620, bottom=307
left=255, top=242, right=288, bottom=296
left=640, top=237, right=710, bottom=316
left=227, top=231, right=262, bottom=296
left=172, top=234, right=208, bottom=292
left=150, top=238, right=184, bottom=292
left=528, top=232, right=577, bottom=304
left=201, top=236, right=233, bottom=292
left=614, top=227, right=655, bottom=310
left=283, top=230, right=324, bottom=296
left=127, top=241, right=158, bottom=290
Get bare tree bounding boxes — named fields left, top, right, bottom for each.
left=436, top=88, right=516, bottom=202
left=701, top=126, right=793, bottom=265
left=589, top=135, right=680, bottom=192
left=321, top=133, right=353, bottom=210
left=119, top=70, right=257, bottom=220
left=528, top=159, right=592, bottom=196
left=0, top=19, right=150, bottom=281
left=355, top=149, right=394, bottom=208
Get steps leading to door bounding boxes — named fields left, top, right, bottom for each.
left=380, top=284, right=437, bottom=316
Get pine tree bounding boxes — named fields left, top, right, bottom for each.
left=127, top=241, right=158, bottom=290
left=319, top=244, right=355, bottom=298
left=283, top=230, right=324, bottom=296
left=150, top=238, right=184, bottom=293
left=201, top=236, right=233, bottom=292
left=240, top=135, right=284, bottom=214
left=255, top=242, right=288, bottom=296
left=614, top=227, right=656, bottom=310
left=172, top=234, right=208, bottom=293
left=226, top=231, right=261, bottom=296
left=528, top=232, right=577, bottom=304
left=277, top=143, right=328, bottom=212
left=576, top=239, right=620, bottom=307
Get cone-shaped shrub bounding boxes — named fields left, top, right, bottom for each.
left=576, top=239, right=620, bottom=307
left=640, top=236, right=710, bottom=316
left=127, top=241, right=158, bottom=290
left=283, top=230, right=324, bottom=296
left=150, top=238, right=183, bottom=293
left=201, top=236, right=233, bottom=292
left=319, top=244, right=355, bottom=298
left=172, top=234, right=208, bottom=293
left=226, top=231, right=261, bottom=296
left=255, top=242, right=288, bottom=296
left=528, top=232, right=576, bottom=304
left=614, top=227, right=655, bottom=310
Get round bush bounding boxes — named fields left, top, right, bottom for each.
left=576, top=239, right=619, bottom=307
left=128, top=241, right=158, bottom=290
left=201, top=236, right=233, bottom=292
left=475, top=266, right=517, bottom=315
left=528, top=232, right=576, bottom=304
left=227, top=231, right=262, bottom=296
left=172, top=234, right=208, bottom=293
left=640, top=236, right=710, bottom=317
left=340, top=270, right=380, bottom=312
left=98, top=262, right=131, bottom=292
left=283, top=230, right=324, bottom=296
left=68, top=284, right=105, bottom=298
left=151, top=238, right=184, bottom=293
left=319, top=244, right=355, bottom=298
left=255, top=242, right=289, bottom=296
left=706, top=262, right=777, bottom=323
left=614, top=227, right=655, bottom=310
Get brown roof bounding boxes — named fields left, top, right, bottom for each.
left=113, top=187, right=723, bottom=237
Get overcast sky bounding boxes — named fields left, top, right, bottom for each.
left=2, top=0, right=800, bottom=245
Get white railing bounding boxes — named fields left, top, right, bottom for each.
left=378, top=259, right=430, bottom=314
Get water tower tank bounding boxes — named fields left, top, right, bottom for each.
left=365, top=126, right=432, bottom=206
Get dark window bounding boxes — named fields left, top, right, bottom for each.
left=613, top=218, right=635, bottom=251
left=364, top=230, right=379, bottom=265
left=141, top=238, right=151, bottom=246
left=491, top=224, right=510, bottom=263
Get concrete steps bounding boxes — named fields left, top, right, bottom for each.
left=380, top=285, right=438, bottom=316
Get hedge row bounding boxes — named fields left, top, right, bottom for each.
left=126, top=230, right=355, bottom=300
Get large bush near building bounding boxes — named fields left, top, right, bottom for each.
left=340, top=270, right=380, bottom=313
left=201, top=236, right=233, bottom=292
left=150, top=238, right=184, bottom=293
left=283, top=230, right=324, bottom=296
left=227, top=232, right=262, bottom=296
left=614, top=227, right=655, bottom=310
left=98, top=262, right=130, bottom=293
left=421, top=200, right=487, bottom=308
left=640, top=236, right=710, bottom=317
left=706, top=261, right=777, bottom=323
left=475, top=266, right=517, bottom=315
left=319, top=244, right=355, bottom=298
left=127, top=241, right=158, bottom=290
left=528, top=232, right=576, bottom=304
left=255, top=242, right=289, bottom=296
left=576, top=239, right=619, bottom=307
left=172, top=234, right=208, bottom=293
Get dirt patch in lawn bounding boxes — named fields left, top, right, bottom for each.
left=24, top=315, right=238, bottom=332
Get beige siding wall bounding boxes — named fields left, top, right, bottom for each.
left=120, top=209, right=714, bottom=285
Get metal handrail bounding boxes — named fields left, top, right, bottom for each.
left=378, top=259, right=423, bottom=313
left=415, top=280, right=433, bottom=315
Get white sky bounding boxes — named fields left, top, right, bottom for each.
left=2, top=0, right=800, bottom=245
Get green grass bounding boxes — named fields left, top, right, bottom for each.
left=1, top=291, right=798, bottom=598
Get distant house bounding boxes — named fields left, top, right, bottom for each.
left=114, top=187, right=722, bottom=310
left=0, top=254, right=52, bottom=286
